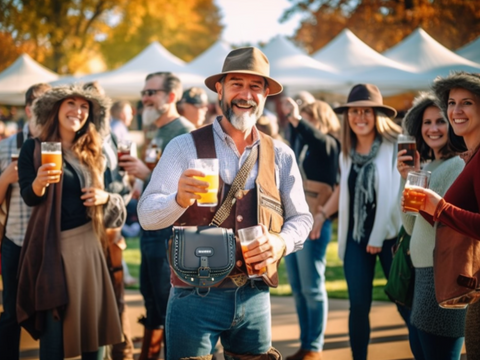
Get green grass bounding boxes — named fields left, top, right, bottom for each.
left=123, top=220, right=390, bottom=301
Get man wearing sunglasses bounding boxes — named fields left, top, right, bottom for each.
left=119, top=71, right=194, bottom=360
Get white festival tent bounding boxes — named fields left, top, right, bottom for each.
left=349, top=28, right=480, bottom=95
left=52, top=42, right=205, bottom=100
left=0, top=54, right=59, bottom=105
left=186, top=40, right=233, bottom=79
left=312, top=29, right=414, bottom=74
left=383, top=28, right=480, bottom=72
left=261, top=36, right=346, bottom=95
left=456, top=36, right=480, bottom=64
left=311, top=29, right=417, bottom=95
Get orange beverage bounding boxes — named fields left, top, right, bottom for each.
left=193, top=173, right=219, bottom=206
left=241, top=245, right=267, bottom=277
left=41, top=152, right=62, bottom=171
left=41, top=151, right=62, bottom=183
left=403, top=186, right=426, bottom=213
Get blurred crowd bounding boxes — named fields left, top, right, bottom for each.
left=0, top=46, right=480, bottom=360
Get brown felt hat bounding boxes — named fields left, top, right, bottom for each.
left=204, top=47, right=283, bottom=96
left=333, top=84, right=397, bottom=118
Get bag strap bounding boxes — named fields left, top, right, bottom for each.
left=190, top=124, right=259, bottom=227
left=210, top=144, right=258, bottom=227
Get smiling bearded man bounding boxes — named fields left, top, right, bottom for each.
left=220, top=90, right=265, bottom=132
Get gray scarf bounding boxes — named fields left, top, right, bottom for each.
left=350, top=136, right=381, bottom=242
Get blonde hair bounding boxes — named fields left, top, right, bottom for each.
left=340, top=109, right=401, bottom=159
left=300, top=100, right=341, bottom=137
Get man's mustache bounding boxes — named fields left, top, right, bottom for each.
left=231, top=99, right=257, bottom=108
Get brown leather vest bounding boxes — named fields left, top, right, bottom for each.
left=171, top=125, right=284, bottom=287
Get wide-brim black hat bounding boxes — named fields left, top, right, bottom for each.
left=333, top=84, right=397, bottom=118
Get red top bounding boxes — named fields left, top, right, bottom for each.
left=430, top=150, right=480, bottom=240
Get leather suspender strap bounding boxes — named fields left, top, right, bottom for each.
left=210, top=145, right=258, bottom=227
left=190, top=124, right=259, bottom=228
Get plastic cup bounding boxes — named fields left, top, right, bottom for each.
left=238, top=225, right=267, bottom=278
left=403, top=170, right=431, bottom=216
left=189, top=158, right=219, bottom=207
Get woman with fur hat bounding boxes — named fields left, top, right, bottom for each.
left=398, top=92, right=466, bottom=360
left=402, top=72, right=480, bottom=358
left=16, top=84, right=125, bottom=359
left=319, top=84, right=403, bottom=360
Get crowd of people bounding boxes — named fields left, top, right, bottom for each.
left=0, top=45, right=479, bottom=360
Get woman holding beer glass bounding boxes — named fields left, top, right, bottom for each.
left=402, top=72, right=480, bottom=358
left=398, top=92, right=466, bottom=360
left=16, top=84, right=125, bottom=359
left=319, top=84, right=403, bottom=360
left=282, top=98, right=341, bottom=360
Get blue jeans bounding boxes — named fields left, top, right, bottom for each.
left=139, top=228, right=172, bottom=329
left=343, top=236, right=398, bottom=360
left=0, top=237, right=22, bottom=360
left=285, top=219, right=331, bottom=351
left=165, top=281, right=272, bottom=359
left=39, top=311, right=104, bottom=360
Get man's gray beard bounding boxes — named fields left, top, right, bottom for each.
left=222, top=99, right=264, bottom=132
left=142, top=108, right=161, bottom=127
left=229, top=112, right=258, bottom=132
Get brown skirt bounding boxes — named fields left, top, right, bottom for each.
left=61, top=222, right=122, bottom=358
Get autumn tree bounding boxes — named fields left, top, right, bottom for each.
left=0, top=0, right=126, bottom=74
left=282, top=0, right=480, bottom=54
left=99, top=0, right=223, bottom=69
left=0, top=0, right=223, bottom=74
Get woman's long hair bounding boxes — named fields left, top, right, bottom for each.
left=408, top=105, right=461, bottom=162
left=39, top=98, right=107, bottom=251
left=340, top=109, right=401, bottom=159
left=300, top=100, right=341, bottom=138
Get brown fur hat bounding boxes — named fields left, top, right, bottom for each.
left=32, top=83, right=111, bottom=137
left=431, top=72, right=480, bottom=121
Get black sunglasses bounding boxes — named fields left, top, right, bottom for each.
left=140, top=89, right=167, bottom=97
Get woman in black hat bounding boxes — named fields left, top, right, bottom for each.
left=16, top=84, right=125, bottom=359
left=320, top=84, right=403, bottom=360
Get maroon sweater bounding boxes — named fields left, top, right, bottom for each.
left=431, top=149, right=480, bottom=240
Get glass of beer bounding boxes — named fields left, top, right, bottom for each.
left=397, top=134, right=416, bottom=167
left=11, top=151, right=19, bottom=162
left=41, top=142, right=62, bottom=182
left=189, top=158, right=219, bottom=207
left=144, top=146, right=162, bottom=171
left=238, top=225, right=267, bottom=278
left=117, top=140, right=132, bottom=171
left=403, top=170, right=431, bottom=216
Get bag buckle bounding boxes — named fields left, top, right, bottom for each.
left=198, top=266, right=211, bottom=278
